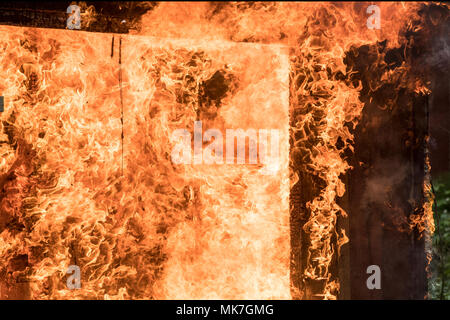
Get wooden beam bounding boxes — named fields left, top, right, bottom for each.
left=0, top=2, right=155, bottom=34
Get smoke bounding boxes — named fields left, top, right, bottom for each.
left=361, top=158, right=409, bottom=206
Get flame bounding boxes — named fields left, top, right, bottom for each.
left=0, top=26, right=290, bottom=299
left=410, top=154, right=435, bottom=237
left=0, top=1, right=441, bottom=300
left=288, top=2, right=425, bottom=299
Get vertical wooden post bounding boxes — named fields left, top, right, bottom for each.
left=346, top=42, right=428, bottom=299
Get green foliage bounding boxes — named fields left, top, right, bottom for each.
left=430, top=172, right=450, bottom=300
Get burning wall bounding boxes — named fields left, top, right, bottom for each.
left=0, top=26, right=290, bottom=299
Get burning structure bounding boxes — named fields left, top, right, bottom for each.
left=0, top=2, right=449, bottom=300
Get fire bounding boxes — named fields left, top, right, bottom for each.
left=0, top=2, right=441, bottom=300
left=0, top=26, right=290, bottom=299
